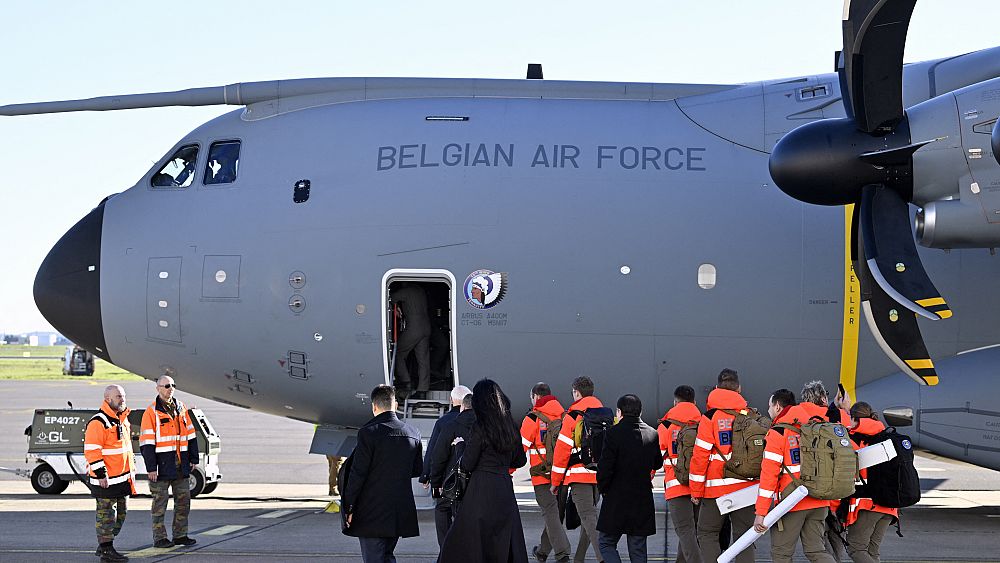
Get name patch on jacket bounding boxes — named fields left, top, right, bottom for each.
left=718, top=418, right=733, bottom=445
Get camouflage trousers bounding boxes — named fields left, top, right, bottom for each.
left=150, top=477, right=190, bottom=541
left=96, top=497, right=127, bottom=544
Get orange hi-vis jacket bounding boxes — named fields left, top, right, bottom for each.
left=140, top=397, right=199, bottom=480
left=846, top=417, right=899, bottom=525
left=755, top=405, right=832, bottom=516
left=520, top=396, right=566, bottom=486
left=658, top=402, right=702, bottom=499
left=800, top=401, right=832, bottom=422
left=688, top=388, right=759, bottom=499
left=84, top=401, right=137, bottom=498
left=550, top=395, right=604, bottom=487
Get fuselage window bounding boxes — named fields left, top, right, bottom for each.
left=151, top=144, right=199, bottom=188
left=204, top=140, right=241, bottom=185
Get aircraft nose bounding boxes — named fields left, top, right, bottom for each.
left=33, top=200, right=110, bottom=362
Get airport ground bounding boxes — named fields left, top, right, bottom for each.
left=1, top=379, right=999, bottom=562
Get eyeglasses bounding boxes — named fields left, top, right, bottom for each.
left=159, top=383, right=176, bottom=389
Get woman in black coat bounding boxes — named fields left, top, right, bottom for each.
left=439, top=379, right=529, bottom=563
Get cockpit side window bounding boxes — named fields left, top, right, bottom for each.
left=204, top=140, right=241, bottom=185
left=151, top=144, right=199, bottom=188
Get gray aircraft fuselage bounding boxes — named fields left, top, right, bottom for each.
left=23, top=48, right=1000, bottom=470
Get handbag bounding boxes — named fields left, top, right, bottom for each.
left=441, top=455, right=470, bottom=502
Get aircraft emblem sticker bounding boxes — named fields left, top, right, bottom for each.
left=464, top=269, right=508, bottom=309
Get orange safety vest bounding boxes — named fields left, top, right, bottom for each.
left=519, top=396, right=566, bottom=486
left=658, top=401, right=701, bottom=499
left=140, top=398, right=195, bottom=463
left=688, top=388, right=758, bottom=499
left=755, top=405, right=832, bottom=516
left=84, top=402, right=137, bottom=495
left=550, top=395, right=604, bottom=487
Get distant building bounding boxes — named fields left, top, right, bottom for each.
left=25, top=332, right=60, bottom=346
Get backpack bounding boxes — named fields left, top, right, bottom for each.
left=853, top=426, right=920, bottom=508
left=716, top=408, right=771, bottom=480
left=661, top=418, right=700, bottom=486
left=777, top=418, right=858, bottom=500
left=569, top=407, right=615, bottom=470
left=527, top=410, right=563, bottom=479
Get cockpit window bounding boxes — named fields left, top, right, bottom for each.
left=151, top=144, right=199, bottom=188
left=204, top=140, right=241, bottom=185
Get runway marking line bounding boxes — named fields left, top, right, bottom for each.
left=128, top=546, right=178, bottom=558
left=257, top=509, right=297, bottom=518
left=201, top=524, right=250, bottom=535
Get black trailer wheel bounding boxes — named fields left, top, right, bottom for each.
left=31, top=464, right=69, bottom=495
left=202, top=481, right=218, bottom=495
left=188, top=468, right=205, bottom=497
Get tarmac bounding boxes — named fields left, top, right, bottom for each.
left=1, top=379, right=999, bottom=562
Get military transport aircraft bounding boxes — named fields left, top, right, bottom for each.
left=4, top=0, right=1000, bottom=469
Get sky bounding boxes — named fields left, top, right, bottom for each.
left=1, top=0, right=998, bottom=334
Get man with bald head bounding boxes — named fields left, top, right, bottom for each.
left=140, top=375, right=200, bottom=548
left=85, top=385, right=136, bottom=562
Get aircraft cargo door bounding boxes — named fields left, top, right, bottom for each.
left=382, top=270, right=459, bottom=403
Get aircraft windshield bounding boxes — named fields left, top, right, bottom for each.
left=204, top=140, right=240, bottom=185
left=151, top=144, right=199, bottom=188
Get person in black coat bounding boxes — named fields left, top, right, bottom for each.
left=426, top=390, right=475, bottom=545
left=439, top=379, right=529, bottom=563
left=342, top=385, right=423, bottom=563
left=596, top=394, right=663, bottom=563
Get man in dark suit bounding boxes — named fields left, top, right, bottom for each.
left=596, top=394, right=663, bottom=563
left=342, top=385, right=423, bottom=563
left=420, top=385, right=472, bottom=546
left=427, top=391, right=476, bottom=544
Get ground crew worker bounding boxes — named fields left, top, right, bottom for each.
left=688, top=368, right=758, bottom=563
left=327, top=455, right=343, bottom=496
left=550, top=376, right=605, bottom=563
left=844, top=402, right=898, bottom=563
left=657, top=385, right=703, bottom=563
left=140, top=375, right=199, bottom=548
left=753, top=389, right=836, bottom=563
left=800, top=380, right=847, bottom=560
left=85, top=385, right=136, bottom=563
left=521, top=382, right=571, bottom=563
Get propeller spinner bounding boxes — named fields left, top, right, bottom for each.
left=769, top=0, right=947, bottom=385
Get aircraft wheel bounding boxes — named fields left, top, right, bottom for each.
left=202, top=481, right=218, bottom=495
left=31, top=464, right=68, bottom=495
left=188, top=468, right=205, bottom=498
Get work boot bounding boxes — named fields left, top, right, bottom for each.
left=153, top=538, right=174, bottom=548
left=173, top=536, right=197, bottom=546
left=532, top=545, right=548, bottom=562
left=96, top=544, right=129, bottom=562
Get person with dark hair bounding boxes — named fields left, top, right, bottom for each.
left=521, top=382, right=570, bottom=563
left=844, top=402, right=897, bottom=563
left=658, top=386, right=703, bottom=563
left=341, top=385, right=423, bottom=563
left=439, top=379, right=529, bottom=563
left=689, top=369, right=759, bottom=563
left=550, top=376, right=608, bottom=562
left=768, top=389, right=797, bottom=419
left=596, top=395, right=661, bottom=562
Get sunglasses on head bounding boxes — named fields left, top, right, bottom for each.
left=159, top=383, right=176, bottom=389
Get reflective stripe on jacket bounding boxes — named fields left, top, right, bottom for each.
left=657, top=401, right=701, bottom=499
left=755, top=405, right=831, bottom=516
left=688, top=388, right=758, bottom=499
left=550, top=395, right=604, bottom=487
left=519, top=396, right=566, bottom=486
left=83, top=401, right=136, bottom=497
left=846, top=417, right=899, bottom=525
left=140, top=397, right=200, bottom=480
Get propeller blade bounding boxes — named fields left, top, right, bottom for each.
left=859, top=184, right=951, bottom=320
left=841, top=0, right=918, bottom=133
left=856, top=228, right=939, bottom=386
